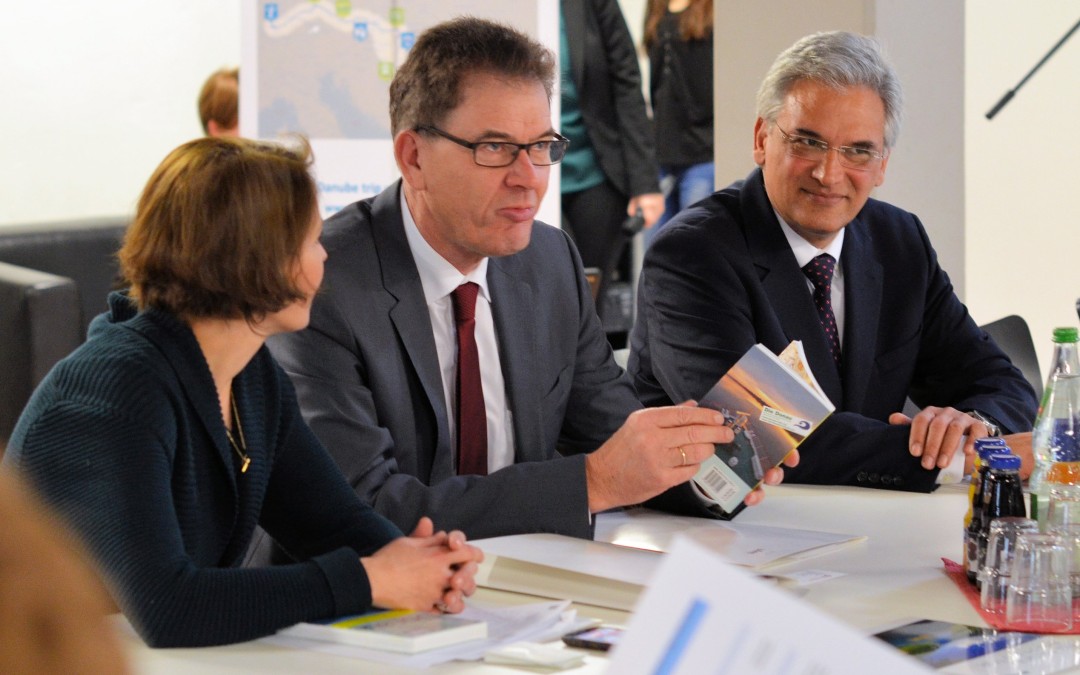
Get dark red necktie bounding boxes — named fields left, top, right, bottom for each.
left=802, top=254, right=842, bottom=372
left=451, top=282, right=488, bottom=475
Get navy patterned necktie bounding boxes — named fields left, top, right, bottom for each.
left=802, top=253, right=842, bottom=371
left=451, top=282, right=487, bottom=475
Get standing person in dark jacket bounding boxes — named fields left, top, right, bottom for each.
left=3, top=137, right=481, bottom=648
left=560, top=0, right=663, bottom=311
left=643, top=0, right=715, bottom=244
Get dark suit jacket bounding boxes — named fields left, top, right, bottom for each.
left=629, top=169, right=1038, bottom=492
left=562, top=0, right=659, bottom=198
left=267, top=183, right=641, bottom=539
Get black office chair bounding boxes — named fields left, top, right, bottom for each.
left=898, top=315, right=1042, bottom=418
left=980, top=314, right=1043, bottom=401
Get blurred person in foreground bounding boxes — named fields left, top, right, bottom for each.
left=3, top=136, right=481, bottom=648
left=630, top=31, right=1037, bottom=492
left=0, top=468, right=129, bottom=674
left=262, top=17, right=795, bottom=547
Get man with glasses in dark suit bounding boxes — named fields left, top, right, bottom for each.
left=630, top=31, right=1037, bottom=496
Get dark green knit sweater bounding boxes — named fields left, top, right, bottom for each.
left=4, top=293, right=402, bottom=647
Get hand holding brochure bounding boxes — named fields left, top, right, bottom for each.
left=694, top=341, right=834, bottom=514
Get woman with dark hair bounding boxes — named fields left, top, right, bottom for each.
left=3, top=137, right=481, bottom=648
left=643, top=0, right=715, bottom=244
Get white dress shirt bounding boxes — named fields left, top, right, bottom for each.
left=400, top=190, right=514, bottom=473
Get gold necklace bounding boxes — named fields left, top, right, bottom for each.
left=224, top=395, right=251, bottom=473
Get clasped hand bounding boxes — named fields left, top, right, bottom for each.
left=361, top=516, right=483, bottom=614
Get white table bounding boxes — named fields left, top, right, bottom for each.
left=119, top=483, right=1009, bottom=673
left=734, top=482, right=981, bottom=632
left=120, top=586, right=618, bottom=674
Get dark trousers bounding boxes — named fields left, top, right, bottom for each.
left=561, top=178, right=628, bottom=282
left=562, top=179, right=632, bottom=348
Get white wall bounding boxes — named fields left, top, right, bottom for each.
left=966, top=4, right=1080, bottom=365
left=873, top=0, right=965, bottom=298
left=0, top=1, right=241, bottom=225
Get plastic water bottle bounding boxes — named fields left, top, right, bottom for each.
left=1031, top=327, right=1080, bottom=528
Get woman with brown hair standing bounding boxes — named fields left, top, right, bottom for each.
left=643, top=0, right=715, bottom=243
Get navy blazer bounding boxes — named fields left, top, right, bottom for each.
left=629, top=169, right=1038, bottom=492
left=267, top=183, right=641, bottom=539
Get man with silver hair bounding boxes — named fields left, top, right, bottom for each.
left=629, top=31, right=1036, bottom=498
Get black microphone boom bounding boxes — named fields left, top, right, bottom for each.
left=985, top=17, right=1080, bottom=120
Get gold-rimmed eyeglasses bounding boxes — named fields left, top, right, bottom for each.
left=774, top=122, right=887, bottom=170
left=415, top=126, right=570, bottom=167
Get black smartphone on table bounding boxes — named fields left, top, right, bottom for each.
left=561, top=625, right=625, bottom=652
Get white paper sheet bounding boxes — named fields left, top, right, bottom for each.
left=607, top=535, right=929, bottom=674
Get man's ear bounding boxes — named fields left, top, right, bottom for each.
left=752, top=117, right=768, bottom=167
left=395, top=130, right=426, bottom=190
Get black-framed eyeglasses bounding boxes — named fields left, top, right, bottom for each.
left=415, top=125, right=570, bottom=167
left=774, top=122, right=887, bottom=170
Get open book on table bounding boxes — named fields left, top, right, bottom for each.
left=473, top=513, right=862, bottom=611
left=695, top=340, right=834, bottom=514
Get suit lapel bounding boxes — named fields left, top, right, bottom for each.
left=562, top=0, right=587, bottom=90
left=838, top=219, right=883, bottom=411
left=369, top=185, right=453, bottom=477
left=487, top=257, right=541, bottom=462
left=743, top=171, right=844, bottom=404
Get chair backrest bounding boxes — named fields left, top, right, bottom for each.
left=0, top=216, right=127, bottom=340
left=0, top=263, right=82, bottom=442
left=979, top=314, right=1043, bottom=401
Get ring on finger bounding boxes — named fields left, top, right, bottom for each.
left=679, top=446, right=687, bottom=466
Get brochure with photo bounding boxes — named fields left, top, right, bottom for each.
left=873, top=619, right=1042, bottom=670
left=693, top=341, right=834, bottom=514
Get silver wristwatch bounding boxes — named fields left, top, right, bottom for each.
left=967, top=410, right=1001, bottom=438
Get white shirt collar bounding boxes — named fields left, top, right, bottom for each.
left=773, top=208, right=845, bottom=269
left=400, top=186, right=490, bottom=303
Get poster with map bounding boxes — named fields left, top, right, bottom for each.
left=242, top=0, right=557, bottom=219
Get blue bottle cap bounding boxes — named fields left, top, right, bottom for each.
left=988, top=453, right=1021, bottom=471
left=974, top=438, right=1009, bottom=451
left=976, top=440, right=1009, bottom=460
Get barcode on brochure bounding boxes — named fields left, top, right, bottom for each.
left=700, top=466, right=740, bottom=504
